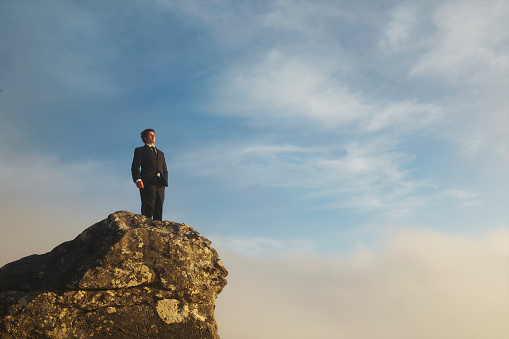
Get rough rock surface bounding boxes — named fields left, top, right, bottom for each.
left=0, top=211, right=228, bottom=338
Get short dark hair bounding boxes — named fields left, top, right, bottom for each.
left=141, top=129, right=155, bottom=143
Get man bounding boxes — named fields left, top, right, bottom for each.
left=131, top=129, right=168, bottom=221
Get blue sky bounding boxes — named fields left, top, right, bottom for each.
left=1, top=1, right=508, bottom=338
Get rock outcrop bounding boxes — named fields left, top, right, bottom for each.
left=0, top=211, right=228, bottom=338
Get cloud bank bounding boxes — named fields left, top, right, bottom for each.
left=215, top=227, right=509, bottom=339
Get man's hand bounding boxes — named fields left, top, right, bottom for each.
left=136, top=180, right=144, bottom=189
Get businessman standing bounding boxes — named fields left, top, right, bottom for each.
left=131, top=129, right=168, bottom=221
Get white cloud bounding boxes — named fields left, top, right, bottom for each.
left=215, top=227, right=509, bottom=339
left=175, top=139, right=410, bottom=188
left=444, top=189, right=479, bottom=199
left=375, top=1, right=509, bottom=172
left=411, top=1, right=509, bottom=85
left=379, top=5, right=418, bottom=52
left=363, top=100, right=441, bottom=132
left=443, top=189, right=484, bottom=208
left=173, top=138, right=456, bottom=219
left=174, top=133, right=493, bottom=221
left=212, top=49, right=442, bottom=133
left=212, top=49, right=368, bottom=126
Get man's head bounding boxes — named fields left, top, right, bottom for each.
left=141, top=129, right=155, bottom=145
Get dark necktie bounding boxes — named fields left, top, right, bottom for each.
left=150, top=146, right=157, bottom=155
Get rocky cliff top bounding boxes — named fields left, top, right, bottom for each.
left=0, top=211, right=228, bottom=338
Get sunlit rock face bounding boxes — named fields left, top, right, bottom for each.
left=0, top=211, right=228, bottom=338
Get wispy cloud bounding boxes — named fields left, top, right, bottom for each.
left=444, top=189, right=484, bottom=208
left=379, top=5, right=418, bottom=53
left=410, top=1, right=509, bottom=86
left=211, top=49, right=442, bottom=133
left=173, top=136, right=481, bottom=220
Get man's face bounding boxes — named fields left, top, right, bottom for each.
left=144, top=131, right=155, bottom=145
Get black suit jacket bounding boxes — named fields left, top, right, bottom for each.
left=131, top=145, right=168, bottom=187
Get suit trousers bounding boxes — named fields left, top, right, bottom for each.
left=139, top=185, right=165, bottom=221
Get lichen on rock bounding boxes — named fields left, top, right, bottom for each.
left=0, top=211, right=228, bottom=338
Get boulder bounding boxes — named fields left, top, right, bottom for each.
left=0, top=211, right=228, bottom=338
